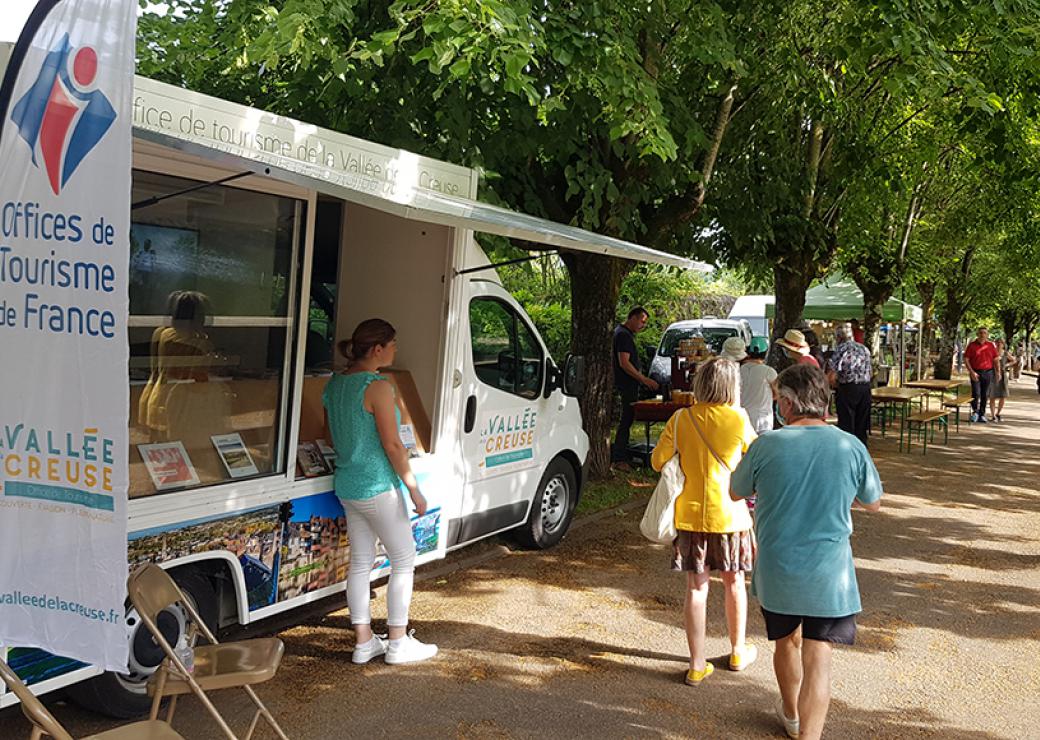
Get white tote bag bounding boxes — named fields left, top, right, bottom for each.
left=639, top=409, right=689, bottom=544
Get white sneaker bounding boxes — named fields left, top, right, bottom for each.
left=385, top=630, right=438, bottom=665
left=352, top=635, right=388, bottom=664
left=776, top=698, right=800, bottom=739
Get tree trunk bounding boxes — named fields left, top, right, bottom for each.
left=934, top=248, right=977, bottom=379
left=859, top=282, right=889, bottom=372
left=917, top=281, right=936, bottom=365
left=768, top=265, right=813, bottom=369
left=934, top=283, right=965, bottom=380
left=934, top=315, right=958, bottom=380
left=562, top=252, right=631, bottom=480
left=1024, top=314, right=1037, bottom=371
left=1000, top=310, right=1018, bottom=346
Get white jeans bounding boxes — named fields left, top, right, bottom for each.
left=343, top=490, right=416, bottom=627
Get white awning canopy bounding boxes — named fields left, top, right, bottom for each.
left=129, top=76, right=708, bottom=271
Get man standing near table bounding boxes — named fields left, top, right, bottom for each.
left=611, top=306, right=659, bottom=466
left=964, top=327, right=999, bottom=423
left=827, top=324, right=873, bottom=445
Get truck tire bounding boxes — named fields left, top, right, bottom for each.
left=516, top=457, right=577, bottom=549
left=67, top=569, right=218, bottom=719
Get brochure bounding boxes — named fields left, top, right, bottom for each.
left=399, top=421, right=416, bottom=451
left=211, top=433, right=259, bottom=478
left=138, top=442, right=200, bottom=491
left=315, top=438, right=337, bottom=468
left=297, top=441, right=331, bottom=477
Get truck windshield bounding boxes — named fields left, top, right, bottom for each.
left=658, top=327, right=738, bottom=356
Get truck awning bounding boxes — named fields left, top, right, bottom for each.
left=129, top=76, right=708, bottom=272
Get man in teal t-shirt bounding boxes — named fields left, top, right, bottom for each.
left=731, top=364, right=882, bottom=740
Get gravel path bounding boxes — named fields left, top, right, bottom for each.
left=3, top=379, right=1039, bottom=739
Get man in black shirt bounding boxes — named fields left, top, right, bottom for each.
left=611, top=306, right=659, bottom=465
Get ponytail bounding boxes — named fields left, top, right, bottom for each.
left=338, top=319, right=396, bottom=367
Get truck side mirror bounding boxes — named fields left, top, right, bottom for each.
left=543, top=354, right=585, bottom=398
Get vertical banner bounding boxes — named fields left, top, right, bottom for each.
left=0, top=0, right=135, bottom=671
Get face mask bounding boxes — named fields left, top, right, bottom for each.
left=775, top=406, right=787, bottom=426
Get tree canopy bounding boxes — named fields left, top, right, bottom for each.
left=138, top=0, right=1040, bottom=475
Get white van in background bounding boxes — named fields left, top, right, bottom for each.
left=648, top=318, right=753, bottom=385
left=728, top=295, right=774, bottom=339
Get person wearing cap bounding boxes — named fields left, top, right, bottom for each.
left=826, top=323, right=873, bottom=444
left=723, top=336, right=777, bottom=434
left=777, top=329, right=820, bottom=368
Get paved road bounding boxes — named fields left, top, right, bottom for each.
left=3, top=379, right=1039, bottom=738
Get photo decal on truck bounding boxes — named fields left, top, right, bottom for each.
left=129, top=507, right=282, bottom=610
left=478, top=407, right=538, bottom=476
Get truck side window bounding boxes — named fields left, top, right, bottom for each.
left=515, top=317, right=544, bottom=398
left=469, top=298, right=544, bottom=398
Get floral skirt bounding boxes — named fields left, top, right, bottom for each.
left=671, top=530, right=755, bottom=573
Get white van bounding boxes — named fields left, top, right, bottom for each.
left=648, top=318, right=753, bottom=385
left=0, top=52, right=695, bottom=715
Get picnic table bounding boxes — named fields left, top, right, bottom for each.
left=871, top=386, right=926, bottom=437
left=905, top=378, right=965, bottom=409
left=629, top=399, right=690, bottom=463
left=905, top=379, right=963, bottom=391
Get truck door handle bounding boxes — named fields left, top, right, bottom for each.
left=464, top=395, right=477, bottom=433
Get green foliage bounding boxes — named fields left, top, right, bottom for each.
left=135, top=0, right=1040, bottom=458
left=618, top=265, right=710, bottom=358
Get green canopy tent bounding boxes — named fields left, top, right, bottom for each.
left=764, top=280, right=923, bottom=323
left=766, top=280, right=924, bottom=382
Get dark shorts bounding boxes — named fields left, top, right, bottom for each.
left=761, top=608, right=857, bottom=645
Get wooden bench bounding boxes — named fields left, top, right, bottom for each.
left=942, top=393, right=973, bottom=432
left=901, top=409, right=950, bottom=453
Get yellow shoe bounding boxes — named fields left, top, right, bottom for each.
left=728, top=644, right=758, bottom=672
left=684, top=662, right=715, bottom=685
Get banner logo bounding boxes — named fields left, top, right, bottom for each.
left=10, top=33, right=116, bottom=195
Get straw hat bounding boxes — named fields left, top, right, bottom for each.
left=721, top=336, right=748, bottom=362
left=776, top=329, right=810, bottom=355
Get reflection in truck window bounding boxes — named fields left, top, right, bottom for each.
left=470, top=298, right=544, bottom=399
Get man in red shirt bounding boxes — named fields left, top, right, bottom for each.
left=850, top=319, right=865, bottom=344
left=963, top=327, right=999, bottom=423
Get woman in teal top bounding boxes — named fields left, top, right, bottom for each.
left=731, top=364, right=882, bottom=740
left=322, top=319, right=437, bottom=666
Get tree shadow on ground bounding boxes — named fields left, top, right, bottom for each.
left=416, top=379, right=1040, bottom=655
left=0, top=612, right=1015, bottom=740
left=111, top=620, right=1023, bottom=738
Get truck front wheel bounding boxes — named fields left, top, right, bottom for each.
left=517, top=457, right=577, bottom=549
left=67, top=569, right=218, bottom=718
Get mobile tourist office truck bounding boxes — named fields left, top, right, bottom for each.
left=0, top=43, right=697, bottom=716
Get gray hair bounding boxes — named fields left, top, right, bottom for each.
left=693, top=357, right=740, bottom=407
left=775, top=364, right=830, bottom=419
left=835, top=323, right=851, bottom=342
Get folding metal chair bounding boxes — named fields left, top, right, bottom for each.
left=0, top=658, right=183, bottom=740
left=126, top=564, right=289, bottom=740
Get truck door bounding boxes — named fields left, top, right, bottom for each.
left=452, top=281, right=551, bottom=545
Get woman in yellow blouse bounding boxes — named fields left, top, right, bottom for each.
left=651, top=357, right=758, bottom=686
